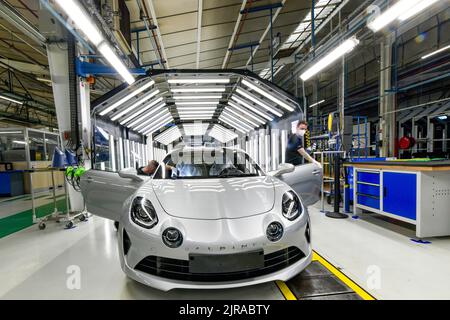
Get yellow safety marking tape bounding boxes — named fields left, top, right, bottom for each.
left=312, top=251, right=376, bottom=300
left=275, top=280, right=297, bottom=300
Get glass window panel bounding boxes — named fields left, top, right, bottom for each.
left=28, top=131, right=45, bottom=161
left=0, top=130, right=26, bottom=161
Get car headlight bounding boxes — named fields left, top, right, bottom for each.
left=282, top=191, right=302, bottom=221
left=130, top=197, right=158, bottom=229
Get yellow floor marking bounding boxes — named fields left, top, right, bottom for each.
left=275, top=280, right=297, bottom=300
left=312, top=251, right=376, bottom=300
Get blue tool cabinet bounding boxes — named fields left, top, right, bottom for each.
left=382, top=172, right=417, bottom=221
left=351, top=163, right=450, bottom=238
left=353, top=168, right=417, bottom=225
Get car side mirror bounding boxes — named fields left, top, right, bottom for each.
left=118, top=168, right=144, bottom=182
left=267, top=163, right=295, bottom=177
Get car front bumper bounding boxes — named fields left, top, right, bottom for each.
left=118, top=211, right=311, bottom=291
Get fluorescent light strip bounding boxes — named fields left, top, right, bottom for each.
left=398, top=0, right=439, bottom=21
left=125, top=102, right=166, bottom=127
left=228, top=101, right=266, bottom=125
left=169, top=78, right=229, bottom=84
left=210, top=125, right=238, bottom=142
left=421, top=44, right=450, bottom=60
left=140, top=114, right=173, bottom=134
left=133, top=109, right=170, bottom=131
left=179, top=115, right=214, bottom=119
left=142, top=116, right=174, bottom=135
left=56, top=0, right=135, bottom=85
left=171, top=87, right=226, bottom=93
left=178, top=111, right=215, bottom=115
left=231, top=96, right=273, bottom=121
left=183, top=124, right=209, bottom=136
left=173, top=95, right=222, bottom=100
left=120, top=98, right=164, bottom=125
left=155, top=127, right=182, bottom=145
left=221, top=111, right=254, bottom=130
left=368, top=0, right=422, bottom=32
left=156, top=126, right=181, bottom=140
left=98, top=43, right=135, bottom=85
left=55, top=0, right=104, bottom=46
left=309, top=99, right=325, bottom=108
left=224, top=107, right=259, bottom=127
left=0, top=94, right=23, bottom=105
left=300, top=37, right=359, bottom=81
left=99, top=80, right=154, bottom=116
left=110, top=90, right=159, bottom=121
left=177, top=107, right=217, bottom=111
left=176, top=101, right=220, bottom=105
left=0, top=131, right=22, bottom=134
left=214, top=124, right=237, bottom=136
left=219, top=117, right=246, bottom=134
left=242, top=79, right=294, bottom=112
left=236, top=88, right=283, bottom=117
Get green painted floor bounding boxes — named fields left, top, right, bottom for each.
left=0, top=194, right=68, bottom=239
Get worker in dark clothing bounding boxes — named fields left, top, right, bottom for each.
left=285, top=120, right=321, bottom=167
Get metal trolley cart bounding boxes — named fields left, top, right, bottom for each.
left=28, top=168, right=88, bottom=230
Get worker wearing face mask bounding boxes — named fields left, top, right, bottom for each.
left=285, top=120, right=322, bottom=167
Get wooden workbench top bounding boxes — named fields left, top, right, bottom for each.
left=344, top=161, right=450, bottom=171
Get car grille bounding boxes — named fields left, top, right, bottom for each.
left=134, top=246, right=305, bottom=282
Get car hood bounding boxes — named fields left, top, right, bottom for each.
left=151, top=176, right=275, bottom=219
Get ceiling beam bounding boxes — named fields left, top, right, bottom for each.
left=196, top=0, right=203, bottom=68
left=143, top=0, right=170, bottom=68
left=245, top=0, right=286, bottom=67
left=222, top=0, right=248, bottom=69
left=0, top=0, right=46, bottom=47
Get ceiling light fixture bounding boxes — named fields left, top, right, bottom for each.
left=224, top=107, right=259, bottom=127
left=171, top=87, right=226, bottom=93
left=110, top=89, right=159, bottom=121
left=119, top=98, right=164, bottom=125
left=98, top=43, right=135, bottom=85
left=173, top=95, right=222, bottom=100
left=176, top=106, right=217, bottom=111
left=231, top=96, right=273, bottom=121
left=99, top=80, right=155, bottom=116
left=124, top=102, right=166, bottom=127
left=219, top=116, right=246, bottom=134
left=367, top=0, right=422, bottom=32
left=421, top=44, right=450, bottom=60
left=221, top=111, right=254, bottom=131
left=228, top=101, right=266, bottom=125
left=235, top=88, right=283, bottom=117
left=140, top=114, right=173, bottom=134
left=300, top=37, right=359, bottom=81
left=142, top=116, right=174, bottom=136
left=0, top=94, right=23, bottom=105
left=308, top=99, right=325, bottom=108
left=176, top=101, right=220, bottom=105
left=241, top=79, right=294, bottom=111
left=168, top=78, right=230, bottom=84
left=133, top=109, right=170, bottom=131
left=55, top=0, right=135, bottom=85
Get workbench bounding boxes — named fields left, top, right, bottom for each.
left=345, top=160, right=450, bottom=238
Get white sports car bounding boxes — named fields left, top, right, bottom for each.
left=81, top=147, right=321, bottom=291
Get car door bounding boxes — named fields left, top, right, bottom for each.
left=278, top=163, right=322, bottom=206
left=80, top=170, right=145, bottom=221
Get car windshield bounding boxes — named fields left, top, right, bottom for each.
left=154, top=149, right=264, bottom=179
